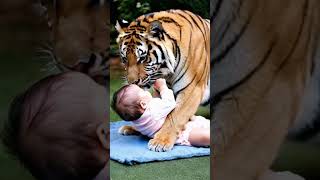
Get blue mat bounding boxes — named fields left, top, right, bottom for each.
left=110, top=121, right=210, bottom=165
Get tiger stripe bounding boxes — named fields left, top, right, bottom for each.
left=116, top=9, right=210, bottom=152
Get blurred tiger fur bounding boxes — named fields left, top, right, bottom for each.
left=211, top=0, right=320, bottom=179
left=116, top=10, right=210, bottom=151
left=34, top=0, right=110, bottom=85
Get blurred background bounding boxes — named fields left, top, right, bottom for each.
left=0, top=0, right=319, bottom=180
left=0, top=0, right=49, bottom=179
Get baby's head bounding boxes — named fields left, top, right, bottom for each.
left=111, top=84, right=152, bottom=121
left=1, top=72, right=108, bottom=180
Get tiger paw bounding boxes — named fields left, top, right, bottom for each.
left=148, top=135, right=176, bottom=152
left=118, top=125, right=139, bottom=135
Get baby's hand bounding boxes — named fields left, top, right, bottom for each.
left=153, top=89, right=160, bottom=97
left=153, top=78, right=167, bottom=92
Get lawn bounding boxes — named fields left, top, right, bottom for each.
left=109, top=69, right=211, bottom=180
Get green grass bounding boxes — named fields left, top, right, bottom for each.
left=111, top=157, right=210, bottom=180
left=109, top=71, right=211, bottom=180
left=109, top=73, right=123, bottom=122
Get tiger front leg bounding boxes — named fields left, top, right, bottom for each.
left=148, top=86, right=203, bottom=152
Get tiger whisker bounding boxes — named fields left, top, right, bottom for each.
left=32, top=41, right=61, bottom=73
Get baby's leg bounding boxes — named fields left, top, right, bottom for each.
left=175, top=115, right=210, bottom=146
left=189, top=127, right=210, bottom=147
left=118, top=125, right=140, bottom=135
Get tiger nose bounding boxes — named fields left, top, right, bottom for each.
left=127, top=67, right=139, bottom=84
left=127, top=74, right=138, bottom=84
left=127, top=77, right=140, bottom=84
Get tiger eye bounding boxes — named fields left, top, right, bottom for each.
left=140, top=56, right=146, bottom=62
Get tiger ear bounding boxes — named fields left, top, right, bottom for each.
left=149, top=21, right=163, bottom=37
left=115, top=19, right=129, bottom=34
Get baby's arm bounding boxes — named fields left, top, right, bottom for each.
left=153, top=79, right=176, bottom=108
left=118, top=125, right=140, bottom=135
left=152, top=89, right=160, bottom=98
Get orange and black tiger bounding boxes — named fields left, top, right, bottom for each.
left=116, top=9, right=210, bottom=151
left=211, top=0, right=320, bottom=180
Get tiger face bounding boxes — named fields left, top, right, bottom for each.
left=116, top=20, right=175, bottom=88
left=36, top=0, right=109, bottom=84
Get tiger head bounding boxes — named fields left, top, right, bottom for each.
left=35, top=0, right=109, bottom=85
left=115, top=19, right=176, bottom=88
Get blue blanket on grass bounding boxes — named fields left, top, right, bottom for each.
left=110, top=121, right=210, bottom=165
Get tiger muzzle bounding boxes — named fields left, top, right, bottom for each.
left=73, top=53, right=109, bottom=85
left=127, top=63, right=148, bottom=86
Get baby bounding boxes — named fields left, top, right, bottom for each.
left=1, top=72, right=109, bottom=180
left=112, top=78, right=210, bottom=148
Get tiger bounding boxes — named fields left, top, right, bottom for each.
left=34, top=0, right=110, bottom=85
left=211, top=0, right=320, bottom=180
left=115, top=9, right=210, bottom=152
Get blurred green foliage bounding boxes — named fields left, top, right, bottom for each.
left=112, top=0, right=209, bottom=22
left=110, top=0, right=210, bottom=55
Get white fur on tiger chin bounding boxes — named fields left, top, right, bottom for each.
left=201, top=79, right=210, bottom=105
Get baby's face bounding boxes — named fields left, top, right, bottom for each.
left=127, top=84, right=152, bottom=102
